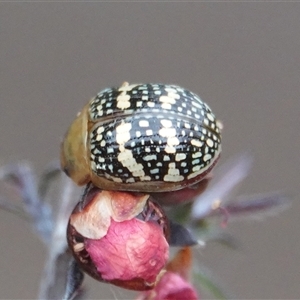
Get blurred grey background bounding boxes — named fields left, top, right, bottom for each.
left=1, top=3, right=299, bottom=300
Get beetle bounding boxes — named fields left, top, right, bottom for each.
left=61, top=82, right=222, bottom=192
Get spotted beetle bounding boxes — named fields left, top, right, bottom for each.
left=61, top=82, right=222, bottom=192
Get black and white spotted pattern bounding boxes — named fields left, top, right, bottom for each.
left=88, top=83, right=221, bottom=185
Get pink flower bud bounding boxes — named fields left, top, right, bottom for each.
left=86, top=218, right=169, bottom=284
left=67, top=185, right=170, bottom=291
left=138, top=271, right=199, bottom=300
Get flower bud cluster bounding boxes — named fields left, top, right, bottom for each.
left=66, top=176, right=210, bottom=298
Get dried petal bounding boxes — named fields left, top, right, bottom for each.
left=70, top=190, right=112, bottom=239
left=110, top=192, right=149, bottom=221
left=70, top=190, right=149, bottom=239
